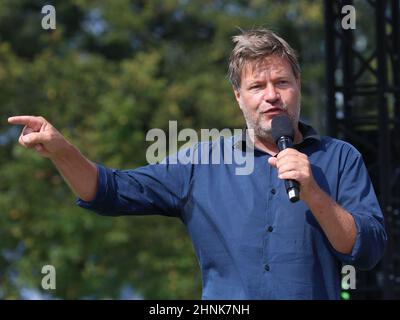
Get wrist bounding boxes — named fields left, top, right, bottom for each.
left=49, top=140, right=75, bottom=163
left=300, top=179, right=322, bottom=204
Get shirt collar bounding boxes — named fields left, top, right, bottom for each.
left=233, top=121, right=321, bottom=152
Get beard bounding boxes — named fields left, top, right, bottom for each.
left=242, top=103, right=300, bottom=143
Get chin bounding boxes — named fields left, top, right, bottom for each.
left=258, top=119, right=272, bottom=132
left=255, top=124, right=272, bottom=138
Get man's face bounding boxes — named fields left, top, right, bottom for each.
left=233, top=55, right=301, bottom=141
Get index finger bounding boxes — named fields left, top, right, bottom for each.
left=277, top=147, right=298, bottom=157
left=8, top=116, right=44, bottom=130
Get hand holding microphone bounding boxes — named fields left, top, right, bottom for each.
left=268, top=115, right=317, bottom=203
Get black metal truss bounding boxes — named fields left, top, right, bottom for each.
left=324, top=0, right=400, bottom=299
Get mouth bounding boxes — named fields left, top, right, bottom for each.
left=261, top=108, right=286, bottom=116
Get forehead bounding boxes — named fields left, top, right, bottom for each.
left=241, top=55, right=294, bottom=81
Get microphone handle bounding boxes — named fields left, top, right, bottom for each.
left=277, top=136, right=300, bottom=203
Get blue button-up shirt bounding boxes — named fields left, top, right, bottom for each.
left=77, top=122, right=387, bottom=299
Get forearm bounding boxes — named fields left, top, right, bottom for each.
left=51, top=142, right=98, bottom=202
left=303, top=185, right=357, bottom=254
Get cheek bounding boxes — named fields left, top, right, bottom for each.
left=292, top=88, right=301, bottom=101
left=243, top=93, right=263, bottom=109
left=284, top=89, right=300, bottom=106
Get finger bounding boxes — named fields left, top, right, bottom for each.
left=278, top=170, right=300, bottom=181
left=268, top=156, right=277, bottom=167
left=22, top=126, right=35, bottom=136
left=276, top=148, right=303, bottom=159
left=16, top=126, right=34, bottom=148
left=276, top=161, right=303, bottom=173
left=276, top=157, right=304, bottom=168
left=276, top=148, right=296, bottom=156
left=21, top=132, right=47, bottom=147
left=276, top=153, right=308, bottom=166
left=8, top=116, right=44, bottom=131
left=35, top=144, right=43, bottom=152
left=34, top=144, right=51, bottom=157
left=18, top=133, right=29, bottom=148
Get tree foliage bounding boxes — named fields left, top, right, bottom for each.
left=0, top=0, right=325, bottom=299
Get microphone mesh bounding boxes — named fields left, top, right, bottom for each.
left=271, top=115, right=294, bottom=143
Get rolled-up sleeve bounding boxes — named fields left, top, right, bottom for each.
left=76, top=163, right=119, bottom=214
left=76, top=155, right=193, bottom=217
left=332, top=150, right=387, bottom=270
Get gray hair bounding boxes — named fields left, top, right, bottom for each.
left=228, top=28, right=301, bottom=89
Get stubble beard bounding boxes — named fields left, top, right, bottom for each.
left=243, top=102, right=300, bottom=145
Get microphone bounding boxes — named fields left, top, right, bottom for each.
left=271, top=115, right=300, bottom=203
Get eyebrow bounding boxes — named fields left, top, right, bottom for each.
left=247, top=75, right=291, bottom=84
left=274, top=76, right=291, bottom=81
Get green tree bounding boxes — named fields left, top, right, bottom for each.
left=0, top=0, right=325, bottom=299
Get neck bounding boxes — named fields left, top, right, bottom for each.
left=251, top=128, right=303, bottom=155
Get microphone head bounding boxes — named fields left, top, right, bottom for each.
left=271, top=114, right=295, bottom=144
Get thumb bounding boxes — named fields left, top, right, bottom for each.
left=268, top=156, right=277, bottom=167
left=21, top=132, right=46, bottom=146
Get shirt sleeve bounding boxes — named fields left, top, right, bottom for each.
left=331, top=148, right=387, bottom=270
left=76, top=152, right=194, bottom=218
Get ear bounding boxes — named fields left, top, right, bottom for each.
left=233, top=87, right=244, bottom=111
left=296, top=77, right=301, bottom=90
left=233, top=86, right=241, bottom=103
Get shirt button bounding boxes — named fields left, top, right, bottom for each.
left=267, top=226, right=274, bottom=232
left=264, top=264, right=270, bottom=272
left=271, top=188, right=276, bottom=195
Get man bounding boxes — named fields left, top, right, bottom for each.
left=8, top=28, right=386, bottom=299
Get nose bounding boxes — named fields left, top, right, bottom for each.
left=263, top=84, right=280, bottom=103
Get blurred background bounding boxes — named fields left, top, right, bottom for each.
left=0, top=0, right=398, bottom=299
